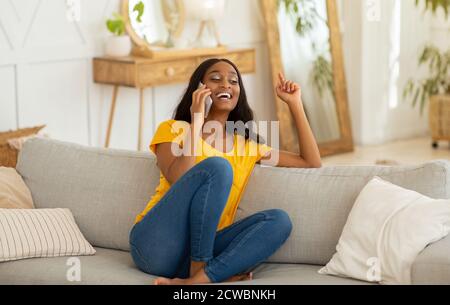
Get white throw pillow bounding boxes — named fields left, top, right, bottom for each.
left=0, top=208, right=96, bottom=262
left=319, top=177, right=450, bottom=284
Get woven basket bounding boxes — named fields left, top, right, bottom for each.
left=0, top=125, right=46, bottom=168
left=429, top=95, right=450, bottom=141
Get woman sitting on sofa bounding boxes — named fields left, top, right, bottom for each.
left=129, top=58, right=322, bottom=285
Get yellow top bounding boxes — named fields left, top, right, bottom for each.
left=135, top=120, right=273, bottom=231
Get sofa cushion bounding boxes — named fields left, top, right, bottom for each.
left=0, top=247, right=371, bottom=285
left=411, top=234, right=450, bottom=284
left=229, top=263, right=373, bottom=285
left=0, top=247, right=154, bottom=285
left=236, top=160, right=450, bottom=265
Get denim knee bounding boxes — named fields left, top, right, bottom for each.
left=265, top=209, right=293, bottom=240
left=198, top=157, right=233, bottom=186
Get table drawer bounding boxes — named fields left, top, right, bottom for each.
left=137, top=58, right=198, bottom=87
left=93, top=60, right=137, bottom=87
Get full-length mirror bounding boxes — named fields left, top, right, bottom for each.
left=122, top=0, right=185, bottom=49
left=262, top=0, right=354, bottom=156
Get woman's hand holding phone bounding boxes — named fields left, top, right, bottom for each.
left=191, top=83, right=212, bottom=125
left=186, top=83, right=211, bottom=155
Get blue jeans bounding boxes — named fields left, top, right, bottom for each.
left=129, top=157, right=292, bottom=283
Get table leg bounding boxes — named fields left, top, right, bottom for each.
left=138, top=88, right=145, bottom=151
left=105, top=85, right=119, bottom=148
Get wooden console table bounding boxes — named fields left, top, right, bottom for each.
left=93, top=48, right=256, bottom=151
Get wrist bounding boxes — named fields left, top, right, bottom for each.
left=287, top=99, right=303, bottom=109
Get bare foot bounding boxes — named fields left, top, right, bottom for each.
left=153, top=270, right=253, bottom=285
left=224, top=272, right=253, bottom=283
left=154, top=277, right=190, bottom=285
left=190, top=261, right=206, bottom=278
left=154, top=267, right=212, bottom=285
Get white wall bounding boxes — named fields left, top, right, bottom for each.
left=0, top=0, right=446, bottom=150
left=0, top=0, right=275, bottom=151
left=0, top=0, right=116, bottom=146
left=341, top=0, right=448, bottom=145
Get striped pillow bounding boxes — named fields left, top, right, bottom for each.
left=0, top=208, right=95, bottom=262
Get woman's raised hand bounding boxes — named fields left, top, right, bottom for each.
left=276, top=72, right=302, bottom=107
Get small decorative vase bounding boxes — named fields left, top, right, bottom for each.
left=165, top=31, right=175, bottom=48
left=105, top=35, right=132, bottom=57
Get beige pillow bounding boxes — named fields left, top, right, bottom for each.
left=0, top=167, right=34, bottom=209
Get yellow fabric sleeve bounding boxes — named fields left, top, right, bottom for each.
left=256, top=142, right=273, bottom=162
left=246, top=139, right=273, bottom=162
left=149, top=120, right=190, bottom=154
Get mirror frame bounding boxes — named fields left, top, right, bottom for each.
left=121, top=0, right=185, bottom=48
left=261, top=0, right=354, bottom=157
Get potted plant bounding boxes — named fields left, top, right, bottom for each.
left=403, top=0, right=450, bottom=148
left=105, top=13, right=132, bottom=57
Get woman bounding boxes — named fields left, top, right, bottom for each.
left=129, top=58, right=322, bottom=285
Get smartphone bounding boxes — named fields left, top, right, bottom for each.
left=199, top=82, right=213, bottom=119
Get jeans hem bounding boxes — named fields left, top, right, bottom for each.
left=190, top=256, right=214, bottom=262
left=204, top=264, right=219, bottom=283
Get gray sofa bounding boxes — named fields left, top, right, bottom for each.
left=1, top=137, right=449, bottom=285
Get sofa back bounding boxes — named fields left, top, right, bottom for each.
left=17, top=138, right=450, bottom=265
left=237, top=161, right=450, bottom=265
left=17, top=138, right=160, bottom=252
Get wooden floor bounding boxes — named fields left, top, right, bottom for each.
left=322, top=137, right=450, bottom=166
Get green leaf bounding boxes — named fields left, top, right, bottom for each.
left=415, top=0, right=450, bottom=19
left=419, top=87, right=427, bottom=116
left=280, top=0, right=326, bottom=37
left=133, top=1, right=145, bottom=23
left=412, top=87, right=421, bottom=108
left=106, top=13, right=125, bottom=36
left=296, top=18, right=302, bottom=34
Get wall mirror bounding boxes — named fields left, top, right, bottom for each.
left=261, top=0, right=354, bottom=157
left=121, top=0, right=186, bottom=56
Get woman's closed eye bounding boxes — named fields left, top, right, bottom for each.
left=210, top=76, right=239, bottom=85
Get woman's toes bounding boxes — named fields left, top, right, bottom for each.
left=243, top=272, right=253, bottom=281
left=154, top=277, right=172, bottom=285
left=154, top=277, right=192, bottom=285
left=224, top=272, right=253, bottom=283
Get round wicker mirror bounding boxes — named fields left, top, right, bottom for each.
left=121, top=0, right=185, bottom=48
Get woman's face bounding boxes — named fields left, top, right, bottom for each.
left=202, top=61, right=241, bottom=114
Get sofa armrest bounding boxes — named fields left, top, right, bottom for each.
left=411, top=234, right=450, bottom=284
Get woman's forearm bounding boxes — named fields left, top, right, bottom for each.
left=166, top=122, right=201, bottom=183
left=289, top=101, right=322, bottom=167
